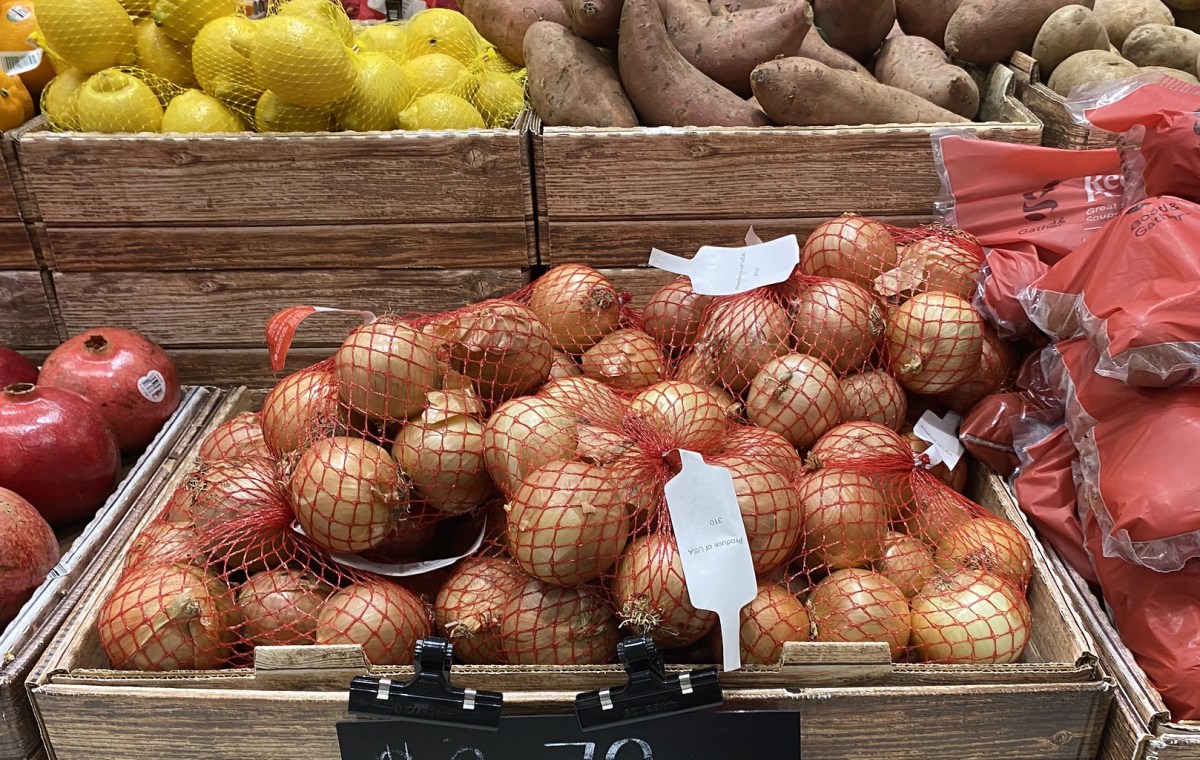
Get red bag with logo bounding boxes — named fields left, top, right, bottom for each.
left=933, top=132, right=1124, bottom=337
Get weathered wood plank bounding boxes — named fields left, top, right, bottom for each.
left=18, top=128, right=532, bottom=225
left=0, top=135, right=22, bottom=221
left=1009, top=52, right=1116, bottom=151
left=43, top=222, right=533, bottom=272
left=0, top=270, right=58, bottom=346
left=0, top=222, right=35, bottom=268
left=600, top=267, right=675, bottom=308
left=53, top=268, right=531, bottom=347
left=169, top=346, right=337, bottom=388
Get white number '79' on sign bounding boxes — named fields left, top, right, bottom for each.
left=544, top=739, right=654, bottom=759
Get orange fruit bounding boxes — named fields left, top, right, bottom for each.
left=0, top=69, right=33, bottom=128
left=0, top=1, right=55, bottom=95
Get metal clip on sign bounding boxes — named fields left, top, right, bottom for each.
left=574, top=636, right=723, bottom=732
left=346, top=638, right=504, bottom=730
left=384, top=0, right=402, bottom=20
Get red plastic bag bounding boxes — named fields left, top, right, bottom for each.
left=932, top=132, right=1124, bottom=337
left=1025, top=196, right=1200, bottom=387
left=959, top=392, right=1045, bottom=477
left=1047, top=337, right=1200, bottom=571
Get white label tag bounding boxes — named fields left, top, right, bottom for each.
left=0, top=48, right=41, bottom=76
left=5, top=5, right=30, bottom=22
left=293, top=520, right=486, bottom=577
left=647, top=235, right=800, bottom=297
left=914, top=410, right=964, bottom=471
left=137, top=370, right=167, bottom=403
left=664, top=450, right=758, bottom=672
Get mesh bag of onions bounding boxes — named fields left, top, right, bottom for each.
left=98, top=217, right=1034, bottom=671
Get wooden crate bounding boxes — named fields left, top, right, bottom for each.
left=1009, top=52, right=1118, bottom=151
left=533, top=65, right=1041, bottom=268
left=0, top=270, right=60, bottom=348
left=0, top=130, right=37, bottom=270
left=0, top=387, right=218, bottom=760
left=28, top=389, right=1111, bottom=760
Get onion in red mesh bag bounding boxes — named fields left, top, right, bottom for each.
left=628, top=381, right=732, bottom=451
left=796, top=468, right=893, bottom=570
left=290, top=437, right=408, bottom=554
left=314, top=581, right=430, bottom=665
left=335, top=320, right=439, bottom=423
left=505, top=460, right=631, bottom=586
left=550, top=350, right=583, bottom=378
left=940, top=327, right=1017, bottom=415
left=188, top=456, right=289, bottom=571
left=483, top=396, right=577, bottom=495
left=365, top=509, right=440, bottom=560
left=236, top=568, right=332, bottom=647
left=807, top=421, right=911, bottom=469
left=434, top=556, right=528, bottom=664
left=581, top=328, right=666, bottom=391
left=691, top=297, right=791, bottom=394
left=807, top=568, right=911, bottom=659
left=262, top=367, right=341, bottom=455
left=436, top=302, right=555, bottom=405
left=902, top=432, right=967, bottom=493
left=874, top=236, right=983, bottom=301
left=874, top=531, right=937, bottom=598
left=721, top=454, right=804, bottom=575
left=839, top=370, right=907, bottom=430
left=746, top=353, right=842, bottom=450
left=935, top=517, right=1033, bottom=589
left=98, top=563, right=237, bottom=670
left=643, top=276, right=713, bottom=355
left=909, top=568, right=1031, bottom=664
left=789, top=278, right=883, bottom=373
left=124, top=521, right=198, bottom=570
left=499, top=577, right=620, bottom=665
left=800, top=214, right=899, bottom=287
left=718, top=425, right=805, bottom=478
left=727, top=584, right=812, bottom=665
left=199, top=413, right=272, bottom=462
left=539, top=376, right=627, bottom=426
left=393, top=392, right=494, bottom=515
left=613, top=532, right=716, bottom=648
left=886, top=292, right=985, bottom=395
left=528, top=264, right=622, bottom=353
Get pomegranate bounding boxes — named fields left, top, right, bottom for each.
left=0, top=488, right=59, bottom=626
left=0, top=384, right=121, bottom=527
left=0, top=348, right=37, bottom=387
left=38, top=328, right=181, bottom=453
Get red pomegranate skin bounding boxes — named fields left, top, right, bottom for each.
left=0, top=487, right=60, bottom=626
left=38, top=328, right=181, bottom=453
left=0, top=349, right=37, bottom=387
left=0, top=384, right=122, bottom=527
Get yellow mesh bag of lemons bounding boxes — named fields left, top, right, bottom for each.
left=30, top=0, right=526, bottom=133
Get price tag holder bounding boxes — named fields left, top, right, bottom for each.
left=337, top=710, right=800, bottom=760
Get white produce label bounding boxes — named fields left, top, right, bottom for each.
left=665, top=450, right=758, bottom=672
left=292, top=519, right=486, bottom=577
left=647, top=234, right=800, bottom=296
left=137, top=370, right=167, bottom=403
left=0, top=48, right=41, bottom=76
left=914, top=410, right=965, bottom=471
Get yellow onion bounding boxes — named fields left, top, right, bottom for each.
left=186, top=456, right=289, bottom=573
left=940, top=326, right=1017, bottom=414
left=236, top=568, right=332, bottom=647
left=808, top=421, right=911, bottom=468
left=314, top=581, right=431, bottom=665
left=886, top=292, right=984, bottom=395
left=730, top=584, right=811, bottom=665
left=527, top=264, right=622, bottom=352
left=721, top=455, right=804, bottom=576
left=808, top=568, right=911, bottom=660
left=335, top=320, right=439, bottom=422
left=839, top=370, right=907, bottom=430
left=746, top=353, right=843, bottom=450
left=691, top=297, right=790, bottom=394
left=613, top=532, right=716, bottom=648
left=439, top=302, right=554, bottom=405
left=874, top=236, right=983, bottom=301
left=909, top=568, right=1031, bottom=664
left=539, top=376, right=627, bottom=426
left=718, top=425, right=805, bottom=478
left=642, top=276, right=713, bottom=355
left=801, top=214, right=899, bottom=288
left=199, top=413, right=272, bottom=462
left=581, top=328, right=666, bottom=391
left=903, top=432, right=967, bottom=493
left=434, top=556, right=529, bottom=664
left=797, top=468, right=892, bottom=571
left=628, top=381, right=731, bottom=451
left=482, top=396, right=577, bottom=495
left=874, top=531, right=938, bottom=598
left=393, top=400, right=494, bottom=515
left=498, top=577, right=620, bottom=665
left=124, top=521, right=198, bottom=570
left=789, top=278, right=884, bottom=373
left=549, top=350, right=583, bottom=378
left=935, top=517, right=1034, bottom=589
left=261, top=367, right=342, bottom=455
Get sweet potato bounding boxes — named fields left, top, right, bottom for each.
left=1033, top=5, right=1110, bottom=75
left=751, top=57, right=969, bottom=125
left=874, top=35, right=979, bottom=118
left=894, top=0, right=962, bottom=46
left=460, top=0, right=573, bottom=66
left=800, top=25, right=875, bottom=75
left=525, top=21, right=638, bottom=127
left=1122, top=22, right=1200, bottom=73
left=811, top=0, right=896, bottom=61
left=618, top=0, right=770, bottom=126
left=657, top=0, right=811, bottom=97
left=562, top=0, right=624, bottom=43
left=1047, top=49, right=1137, bottom=95
left=945, top=0, right=1096, bottom=64
left=1093, top=0, right=1174, bottom=47
left=710, top=0, right=783, bottom=9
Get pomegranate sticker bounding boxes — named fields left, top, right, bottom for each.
left=137, top=370, right=167, bottom=403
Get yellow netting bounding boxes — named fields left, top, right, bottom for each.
left=34, top=3, right=527, bottom=133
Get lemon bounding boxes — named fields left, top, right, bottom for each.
left=193, top=15, right=262, bottom=109
left=277, top=0, right=351, bottom=45
left=152, top=0, right=238, bottom=45
left=355, top=21, right=407, bottom=63
left=480, top=45, right=520, bottom=76
left=471, top=69, right=522, bottom=128
left=255, top=89, right=331, bottom=131
left=251, top=14, right=355, bottom=108
left=135, top=18, right=196, bottom=87
left=333, top=51, right=408, bottom=131
left=405, top=8, right=479, bottom=65
left=40, top=67, right=86, bottom=129
left=35, top=0, right=135, bottom=73
left=397, top=92, right=482, bottom=131
left=399, top=52, right=476, bottom=99
left=75, top=68, right=163, bottom=132
left=163, top=88, right=244, bottom=131
left=119, top=0, right=152, bottom=16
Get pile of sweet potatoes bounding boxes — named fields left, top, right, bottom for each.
left=460, top=0, right=1106, bottom=128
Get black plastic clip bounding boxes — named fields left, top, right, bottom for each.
left=575, top=636, right=722, bottom=731
left=384, top=0, right=402, bottom=21
left=347, top=638, right=503, bottom=731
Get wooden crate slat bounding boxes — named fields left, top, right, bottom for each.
left=43, top=221, right=532, bottom=272
left=1009, top=52, right=1117, bottom=151
left=53, top=268, right=530, bottom=347
left=0, top=270, right=58, bottom=346
left=170, top=346, right=337, bottom=388
left=0, top=135, right=22, bottom=221
left=0, top=221, right=36, bottom=268
left=17, top=129, right=531, bottom=225
left=600, top=267, right=676, bottom=308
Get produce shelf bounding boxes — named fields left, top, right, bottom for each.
left=1009, top=52, right=1119, bottom=151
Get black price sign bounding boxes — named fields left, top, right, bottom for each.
left=337, top=711, right=800, bottom=760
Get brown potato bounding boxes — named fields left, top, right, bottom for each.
left=1093, top=0, right=1175, bottom=47
left=1122, top=23, right=1200, bottom=74
left=1033, top=4, right=1111, bottom=75
left=812, top=0, right=896, bottom=61
left=801, top=23, right=876, bottom=75
left=1047, top=48, right=1138, bottom=95
left=562, top=0, right=623, bottom=43
left=525, top=21, right=639, bottom=127
left=945, top=0, right=1096, bottom=64
left=460, top=0, right=573, bottom=66
left=874, top=34, right=980, bottom=118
